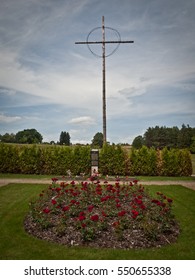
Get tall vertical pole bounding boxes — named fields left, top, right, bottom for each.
left=102, top=16, right=107, bottom=144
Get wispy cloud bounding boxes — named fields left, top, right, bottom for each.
left=68, top=116, right=96, bottom=125
left=0, top=113, right=21, bottom=123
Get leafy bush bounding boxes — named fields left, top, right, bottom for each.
left=99, top=144, right=126, bottom=176
left=160, top=148, right=192, bottom=176
left=130, top=146, right=158, bottom=176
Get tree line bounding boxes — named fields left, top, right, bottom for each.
left=0, top=128, right=102, bottom=147
left=0, top=129, right=71, bottom=146
left=132, top=124, right=195, bottom=153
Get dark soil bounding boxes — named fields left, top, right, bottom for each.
left=24, top=215, right=180, bottom=250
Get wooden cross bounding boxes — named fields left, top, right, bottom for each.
left=75, top=16, right=134, bottom=144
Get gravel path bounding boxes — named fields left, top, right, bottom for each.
left=0, top=178, right=194, bottom=190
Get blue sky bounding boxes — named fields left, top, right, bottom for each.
left=0, top=0, right=195, bottom=144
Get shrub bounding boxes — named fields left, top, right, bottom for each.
left=160, top=148, right=192, bottom=176
left=129, top=146, right=158, bottom=176
left=99, top=144, right=126, bottom=176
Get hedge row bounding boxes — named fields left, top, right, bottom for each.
left=0, top=143, right=192, bottom=176
left=0, top=144, right=91, bottom=175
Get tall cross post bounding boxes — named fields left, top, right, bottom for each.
left=75, top=16, right=134, bottom=144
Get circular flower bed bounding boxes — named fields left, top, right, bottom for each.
left=25, top=179, right=180, bottom=249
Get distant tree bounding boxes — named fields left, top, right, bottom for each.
left=0, top=133, right=16, bottom=143
left=132, top=135, right=144, bottom=149
left=177, top=124, right=193, bottom=149
left=91, top=132, right=103, bottom=148
left=140, top=124, right=194, bottom=150
left=59, top=131, right=70, bottom=145
left=15, top=129, right=42, bottom=144
left=190, top=136, right=195, bottom=154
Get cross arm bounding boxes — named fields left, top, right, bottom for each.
left=75, top=40, right=134, bottom=44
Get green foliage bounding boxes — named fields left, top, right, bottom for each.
left=136, top=124, right=195, bottom=151
left=160, top=148, right=192, bottom=176
left=91, top=132, right=103, bottom=148
left=0, top=143, right=20, bottom=173
left=132, top=135, right=144, bottom=149
left=0, top=144, right=192, bottom=176
left=130, top=146, right=158, bottom=176
left=0, top=144, right=90, bottom=176
left=99, top=144, right=126, bottom=175
left=0, top=133, right=16, bottom=143
left=59, top=131, right=70, bottom=145
left=15, top=129, right=43, bottom=144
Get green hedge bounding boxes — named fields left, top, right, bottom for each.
left=0, top=144, right=91, bottom=176
left=0, top=143, right=192, bottom=176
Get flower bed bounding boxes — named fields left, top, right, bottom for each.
left=25, top=179, right=180, bottom=249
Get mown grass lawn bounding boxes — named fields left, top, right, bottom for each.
left=0, top=183, right=195, bottom=260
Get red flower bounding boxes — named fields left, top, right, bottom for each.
left=70, top=199, right=76, bottom=204
left=118, top=210, right=126, bottom=217
left=116, top=203, right=121, bottom=208
left=70, top=180, right=75, bottom=185
left=51, top=199, right=57, bottom=205
left=102, top=211, right=107, bottom=217
left=51, top=177, right=58, bottom=182
left=101, top=195, right=111, bottom=202
left=81, top=223, right=87, bottom=228
left=152, top=199, right=159, bottom=204
left=79, top=215, right=86, bottom=221
left=135, top=198, right=142, bottom=205
left=140, top=204, right=146, bottom=210
left=90, top=214, right=99, bottom=222
left=62, top=206, right=70, bottom=211
left=131, top=210, right=139, bottom=219
left=88, top=205, right=94, bottom=212
left=167, top=198, right=173, bottom=203
left=43, top=207, right=50, bottom=214
left=112, top=221, right=120, bottom=228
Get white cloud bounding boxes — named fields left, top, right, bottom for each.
left=0, top=113, right=21, bottom=123
left=68, top=116, right=96, bottom=125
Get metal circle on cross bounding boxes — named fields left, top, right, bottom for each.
left=86, top=26, right=121, bottom=58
